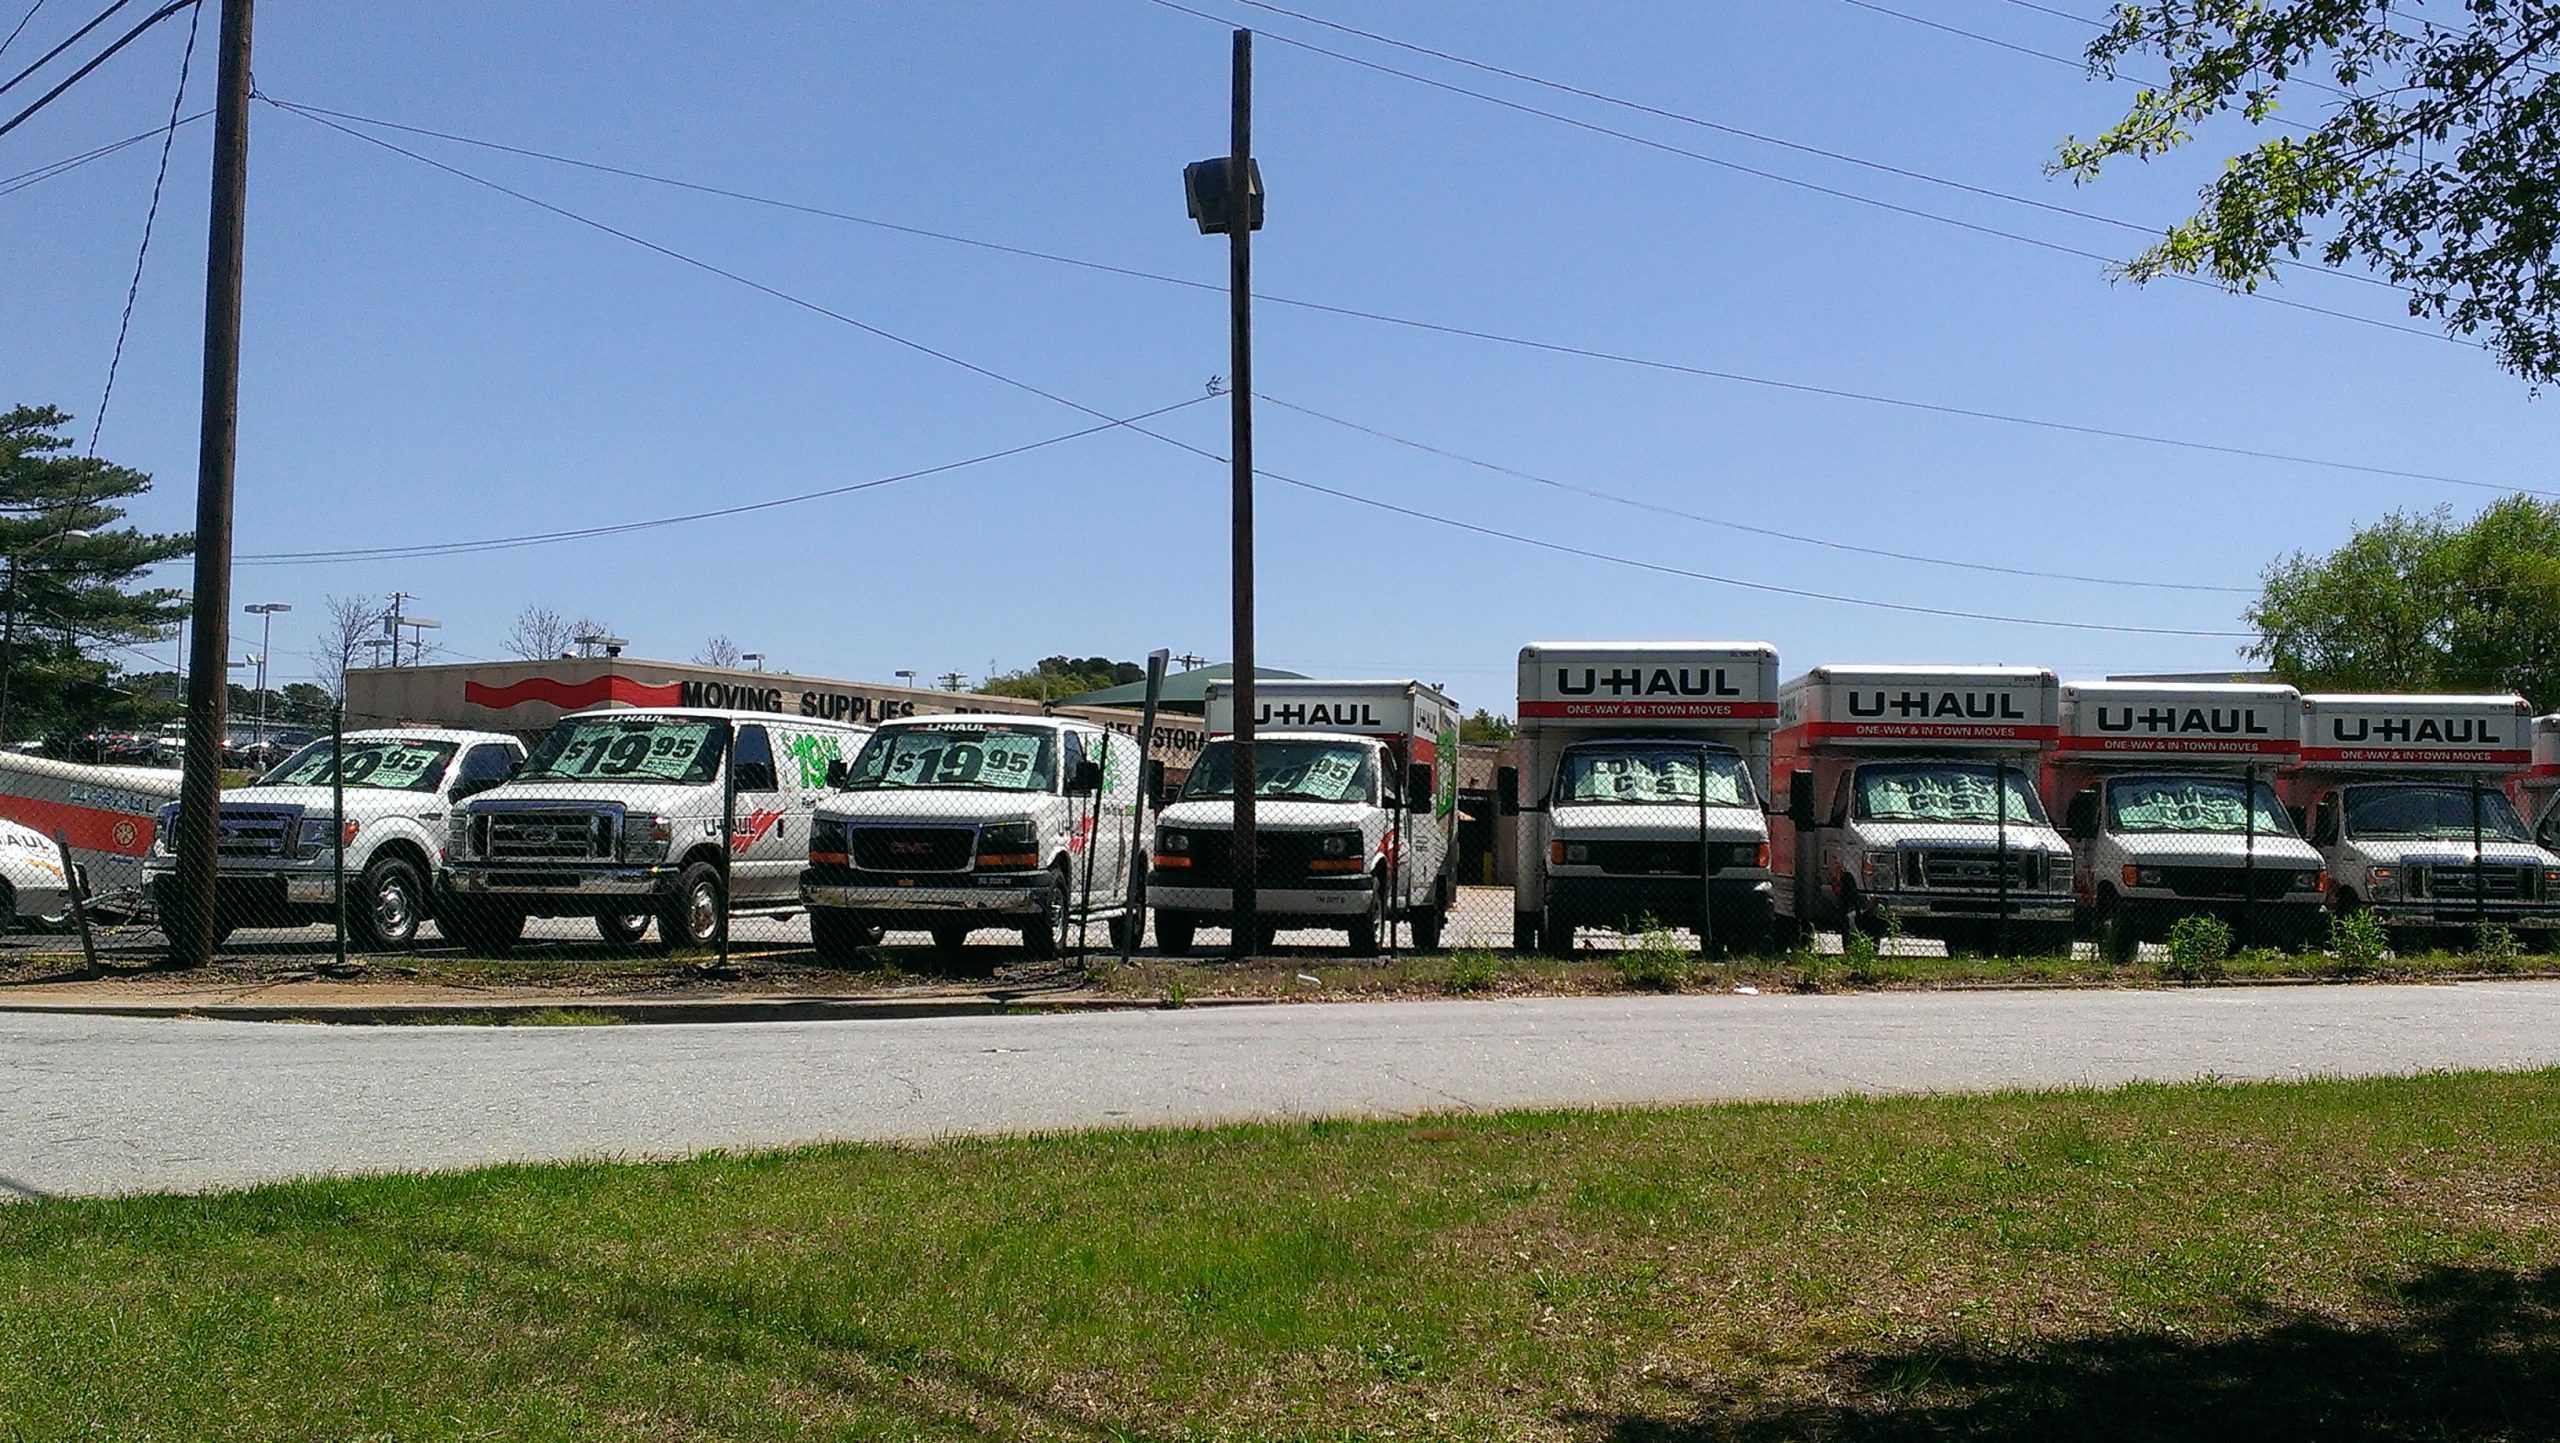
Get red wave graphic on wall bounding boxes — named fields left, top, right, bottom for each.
left=463, top=675, right=685, bottom=711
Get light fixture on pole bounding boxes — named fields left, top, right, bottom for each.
left=894, top=669, right=918, bottom=688
left=740, top=652, right=766, bottom=672
left=1183, top=26, right=1265, bottom=957
left=573, top=632, right=628, bottom=660
left=243, top=602, right=290, bottom=752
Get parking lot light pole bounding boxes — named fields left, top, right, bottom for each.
left=1184, top=27, right=1265, bottom=956
left=244, top=602, right=289, bottom=752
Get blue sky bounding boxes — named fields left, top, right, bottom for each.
left=4, top=1, right=2550, bottom=709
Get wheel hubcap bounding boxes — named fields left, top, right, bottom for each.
left=688, top=883, right=717, bottom=938
left=374, top=879, right=412, bottom=936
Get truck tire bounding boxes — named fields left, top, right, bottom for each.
left=596, top=912, right=651, bottom=947
left=351, top=854, right=426, bottom=950
left=1347, top=873, right=1384, bottom=954
left=655, top=860, right=723, bottom=952
left=1408, top=904, right=1445, bottom=953
left=2096, top=891, right=2137, bottom=964
left=440, top=898, right=522, bottom=954
left=1106, top=912, right=1137, bottom=953
left=929, top=923, right=973, bottom=962
left=809, top=906, right=880, bottom=963
left=1155, top=912, right=1196, bottom=955
left=1022, top=863, right=1071, bottom=960
left=1514, top=911, right=1539, bottom=952
left=1540, top=906, right=1577, bottom=958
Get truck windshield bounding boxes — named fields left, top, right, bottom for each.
left=842, top=724, right=1057, bottom=792
left=258, top=738, right=458, bottom=793
left=2344, top=785, right=2531, bottom=842
left=1555, top=745, right=1756, bottom=807
left=1183, top=739, right=1372, bottom=803
left=1854, top=762, right=2045, bottom=824
left=2106, top=774, right=2291, bottom=835
left=516, top=716, right=725, bottom=786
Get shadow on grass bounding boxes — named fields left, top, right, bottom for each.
left=1584, top=1263, right=2559, bottom=1442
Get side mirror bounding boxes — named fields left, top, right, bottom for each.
left=2066, top=790, right=2099, bottom=841
left=1786, top=769, right=1814, bottom=827
left=824, top=758, right=849, bottom=790
left=1497, top=765, right=1520, bottom=817
left=2289, top=806, right=2310, bottom=837
left=1069, top=759, right=1104, bottom=795
left=1406, top=762, right=1432, bottom=808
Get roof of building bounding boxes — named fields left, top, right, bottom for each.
left=1057, top=663, right=1309, bottom=710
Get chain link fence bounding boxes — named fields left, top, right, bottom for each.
left=4, top=712, right=2556, bottom=976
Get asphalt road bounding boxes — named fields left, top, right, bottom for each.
left=9, top=981, right=2559, bottom=1199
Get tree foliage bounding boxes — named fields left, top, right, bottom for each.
left=0, top=404, right=192, bottom=742
left=2246, top=495, right=2560, bottom=705
left=504, top=603, right=573, bottom=662
left=2056, top=1, right=2560, bottom=384
left=1460, top=708, right=1517, bottom=744
left=980, top=655, right=1145, bottom=700
left=695, top=633, right=743, bottom=669
left=311, top=593, right=387, bottom=700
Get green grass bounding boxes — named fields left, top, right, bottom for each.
left=5, top=1071, right=2557, bottom=1440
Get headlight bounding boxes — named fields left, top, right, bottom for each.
left=1714, top=842, right=1766, bottom=870
left=809, top=817, right=847, bottom=861
left=298, top=817, right=357, bottom=856
left=2365, top=864, right=2397, bottom=900
left=448, top=812, right=471, bottom=857
left=1861, top=849, right=1897, bottom=891
left=1561, top=841, right=1590, bottom=864
left=2295, top=869, right=2328, bottom=892
left=2544, top=867, right=2560, bottom=899
left=2047, top=856, right=2076, bottom=893
left=1158, top=830, right=1191, bottom=854
left=621, top=811, right=672, bottom=863
left=1320, top=833, right=1354, bottom=858
left=977, top=821, right=1039, bottom=869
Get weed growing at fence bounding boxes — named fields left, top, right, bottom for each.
left=1441, top=950, right=1499, bottom=995
left=1612, top=924, right=1692, bottom=992
left=2161, top=915, right=2233, bottom=982
left=2468, top=924, right=2526, bottom=974
left=2329, top=910, right=2388, bottom=977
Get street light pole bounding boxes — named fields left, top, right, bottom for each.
left=244, top=602, right=289, bottom=753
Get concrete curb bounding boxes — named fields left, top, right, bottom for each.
left=0, top=991, right=1281, bottom=1026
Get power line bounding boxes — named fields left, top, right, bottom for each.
left=236, top=395, right=1216, bottom=565
left=0, top=0, right=46, bottom=62
left=1134, top=0, right=2436, bottom=341
left=0, top=0, right=127, bottom=96
left=0, top=105, right=206, bottom=196
left=87, top=0, right=197, bottom=455
left=1210, top=0, right=2399, bottom=295
left=276, top=102, right=2251, bottom=638
left=0, top=0, right=194, bottom=142
left=267, top=96, right=2551, bottom=499
left=1255, top=391, right=2254, bottom=595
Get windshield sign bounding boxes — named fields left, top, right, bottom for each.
left=1556, top=745, right=1755, bottom=807
left=845, top=724, right=1056, bottom=792
left=1184, top=739, right=1371, bottom=803
left=2106, top=775, right=2291, bottom=836
left=1855, top=762, right=2045, bottom=824
left=2345, top=786, right=2530, bottom=843
left=262, top=738, right=457, bottom=793
left=519, top=717, right=724, bottom=785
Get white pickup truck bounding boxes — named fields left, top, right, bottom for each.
left=144, top=728, right=524, bottom=948
left=1151, top=679, right=1460, bottom=954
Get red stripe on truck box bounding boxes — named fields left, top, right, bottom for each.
left=463, top=674, right=686, bottom=711
left=1802, top=720, right=2059, bottom=743
left=1519, top=701, right=1780, bottom=720
left=2299, top=746, right=2531, bottom=765
left=0, top=792, right=154, bottom=855
left=2055, top=736, right=2299, bottom=756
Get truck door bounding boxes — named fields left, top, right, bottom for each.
left=727, top=723, right=789, bottom=903
left=1102, top=731, right=1143, bottom=905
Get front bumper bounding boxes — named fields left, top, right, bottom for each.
left=2367, top=899, right=2560, bottom=931
left=445, top=861, right=680, bottom=912
left=1868, top=889, right=2075, bottom=925
left=801, top=868, right=1057, bottom=918
left=1545, top=873, right=1773, bottom=930
left=1150, top=875, right=1375, bottom=920
left=143, top=858, right=343, bottom=907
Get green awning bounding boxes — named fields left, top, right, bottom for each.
left=1059, top=663, right=1307, bottom=710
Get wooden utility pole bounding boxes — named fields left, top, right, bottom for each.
left=169, top=0, right=254, bottom=968
left=1226, top=27, right=1259, bottom=957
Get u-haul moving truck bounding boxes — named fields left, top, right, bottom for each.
left=2278, top=694, right=2560, bottom=944
left=1150, top=679, right=1459, bottom=953
left=2044, top=681, right=2325, bottom=955
left=1506, top=643, right=1779, bottom=953
left=2524, top=714, right=2560, bottom=849
left=1772, top=665, right=2075, bottom=949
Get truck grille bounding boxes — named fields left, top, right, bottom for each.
left=2158, top=865, right=2301, bottom=899
left=1175, top=832, right=1332, bottom=884
left=2412, top=864, right=2532, bottom=901
left=1914, top=850, right=2039, bottom=890
left=215, top=807, right=299, bottom=858
left=486, top=810, right=611, bottom=861
left=851, top=827, right=976, bottom=873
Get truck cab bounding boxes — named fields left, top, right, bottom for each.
left=1151, top=680, right=1459, bottom=955
left=446, top=707, right=871, bottom=952
left=1772, top=665, right=2076, bottom=952
left=2047, top=681, right=2326, bottom=956
left=800, top=715, right=1145, bottom=969
left=145, top=728, right=523, bottom=948
left=2282, top=694, right=2560, bottom=949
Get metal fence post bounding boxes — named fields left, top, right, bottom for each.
left=1075, top=761, right=1100, bottom=963
left=717, top=731, right=735, bottom=971
left=1994, top=759, right=2011, bottom=955
left=332, top=704, right=346, bottom=970
left=2240, top=762, right=2258, bottom=951
left=2472, top=774, right=2487, bottom=940
left=53, top=830, right=98, bottom=977
left=1695, top=745, right=1714, bottom=958
left=1121, top=651, right=1170, bottom=967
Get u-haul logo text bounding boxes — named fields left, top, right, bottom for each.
left=2331, top=716, right=2507, bottom=745
left=1848, top=690, right=2028, bottom=721
left=1257, top=701, right=1381, bottom=727
left=2098, top=706, right=2270, bottom=736
left=1556, top=667, right=1740, bottom=698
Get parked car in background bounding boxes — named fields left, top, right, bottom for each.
left=0, top=819, right=78, bottom=932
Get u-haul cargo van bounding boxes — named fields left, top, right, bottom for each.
left=1772, top=665, right=2075, bottom=949
left=1150, top=679, right=1459, bottom=953
left=2278, top=694, right=2559, bottom=944
left=2045, top=682, right=2325, bottom=955
left=1505, top=642, right=1779, bottom=954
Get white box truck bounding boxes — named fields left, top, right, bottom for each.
left=1149, top=679, right=1460, bottom=954
left=446, top=707, right=872, bottom=951
left=1503, top=642, right=1780, bottom=954
left=2044, top=681, right=2326, bottom=956
left=144, top=727, right=524, bottom=948
left=1772, top=665, right=2075, bottom=951
left=799, top=714, right=1147, bottom=970
left=2279, top=693, right=2560, bottom=948
left=2524, top=713, right=2559, bottom=847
